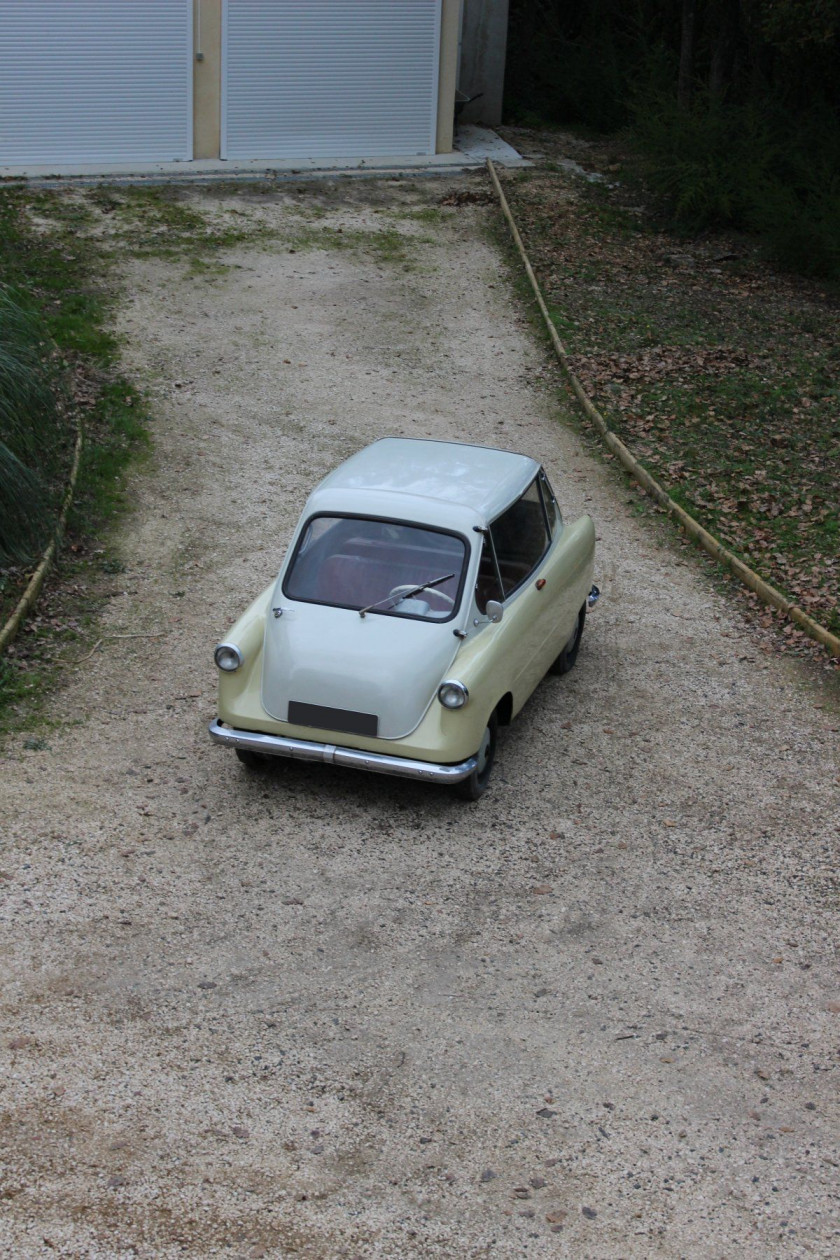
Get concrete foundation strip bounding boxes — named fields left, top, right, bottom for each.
left=486, top=158, right=840, bottom=661
left=0, top=419, right=84, bottom=654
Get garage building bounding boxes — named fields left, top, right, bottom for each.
left=0, top=0, right=507, bottom=170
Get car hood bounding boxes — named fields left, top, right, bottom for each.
left=261, top=601, right=461, bottom=740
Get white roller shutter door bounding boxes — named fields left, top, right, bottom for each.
left=223, top=0, right=441, bottom=160
left=0, top=1, right=192, bottom=165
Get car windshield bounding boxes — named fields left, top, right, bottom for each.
left=283, top=516, right=467, bottom=621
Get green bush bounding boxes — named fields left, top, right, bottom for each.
left=753, top=178, right=840, bottom=279
left=631, top=88, right=840, bottom=281
left=503, top=5, right=840, bottom=282
left=749, top=111, right=840, bottom=278
left=0, top=288, right=68, bottom=566
left=631, top=88, right=774, bottom=229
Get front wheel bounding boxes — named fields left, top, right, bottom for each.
left=456, top=712, right=498, bottom=801
left=549, top=606, right=585, bottom=676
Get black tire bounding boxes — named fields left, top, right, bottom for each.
left=456, top=711, right=498, bottom=801
left=235, top=747, right=272, bottom=770
left=549, top=606, right=585, bottom=676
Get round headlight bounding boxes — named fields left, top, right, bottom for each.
left=438, top=680, right=469, bottom=710
left=214, top=643, right=243, bottom=672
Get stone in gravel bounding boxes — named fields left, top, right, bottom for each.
left=479, top=1169, right=497, bottom=1183
left=513, top=1188, right=531, bottom=1199
left=582, top=1205, right=597, bottom=1219
left=536, top=1108, right=557, bottom=1119
left=107, top=1175, right=128, bottom=1188
left=530, top=1176, right=547, bottom=1189
left=197, top=981, right=217, bottom=990
left=546, top=1211, right=567, bottom=1225
left=231, top=1125, right=250, bottom=1139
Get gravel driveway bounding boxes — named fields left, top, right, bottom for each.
left=1, top=176, right=838, bottom=1259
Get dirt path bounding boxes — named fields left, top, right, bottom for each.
left=1, top=177, right=838, bottom=1259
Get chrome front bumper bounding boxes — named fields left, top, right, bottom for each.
left=209, top=718, right=478, bottom=785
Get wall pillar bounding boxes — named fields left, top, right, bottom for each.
left=193, top=0, right=222, bottom=159
left=436, top=0, right=461, bottom=153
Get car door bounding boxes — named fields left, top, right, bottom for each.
left=488, top=477, right=555, bottom=704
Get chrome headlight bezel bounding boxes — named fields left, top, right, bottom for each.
left=214, top=642, right=243, bottom=673
left=437, top=679, right=469, bottom=710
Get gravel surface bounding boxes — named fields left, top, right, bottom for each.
left=1, top=177, right=839, bottom=1259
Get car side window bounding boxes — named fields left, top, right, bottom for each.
left=490, top=478, right=550, bottom=597
left=538, top=469, right=562, bottom=536
left=475, top=537, right=504, bottom=614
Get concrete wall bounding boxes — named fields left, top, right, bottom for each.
left=459, top=0, right=509, bottom=126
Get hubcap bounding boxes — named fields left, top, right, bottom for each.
left=477, top=725, right=492, bottom=775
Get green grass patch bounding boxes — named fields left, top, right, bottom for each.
left=88, top=184, right=278, bottom=262
left=284, top=221, right=422, bottom=266
left=0, top=185, right=152, bottom=730
left=84, top=184, right=426, bottom=270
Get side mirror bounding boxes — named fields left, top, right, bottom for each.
left=485, top=599, right=504, bottom=624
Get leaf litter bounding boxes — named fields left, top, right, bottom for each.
left=496, top=127, right=839, bottom=666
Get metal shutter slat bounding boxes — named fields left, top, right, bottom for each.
left=222, top=0, right=441, bottom=161
left=0, top=0, right=192, bottom=165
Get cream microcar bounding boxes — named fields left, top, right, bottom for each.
left=209, top=438, right=597, bottom=799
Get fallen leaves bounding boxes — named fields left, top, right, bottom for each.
left=499, top=161, right=840, bottom=665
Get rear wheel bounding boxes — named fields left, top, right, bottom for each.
left=549, top=606, right=585, bottom=676
left=456, top=711, right=498, bottom=801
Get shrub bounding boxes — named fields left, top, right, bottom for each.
left=0, top=288, right=68, bottom=566
left=631, top=87, right=840, bottom=281
left=631, top=88, right=775, bottom=230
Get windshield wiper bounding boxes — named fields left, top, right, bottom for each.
left=359, top=572, right=455, bottom=619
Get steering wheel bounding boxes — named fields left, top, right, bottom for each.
left=388, top=583, right=455, bottom=610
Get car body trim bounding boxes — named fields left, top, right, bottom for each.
left=208, top=718, right=479, bottom=784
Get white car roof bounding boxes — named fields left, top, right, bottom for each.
left=309, top=438, right=541, bottom=526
